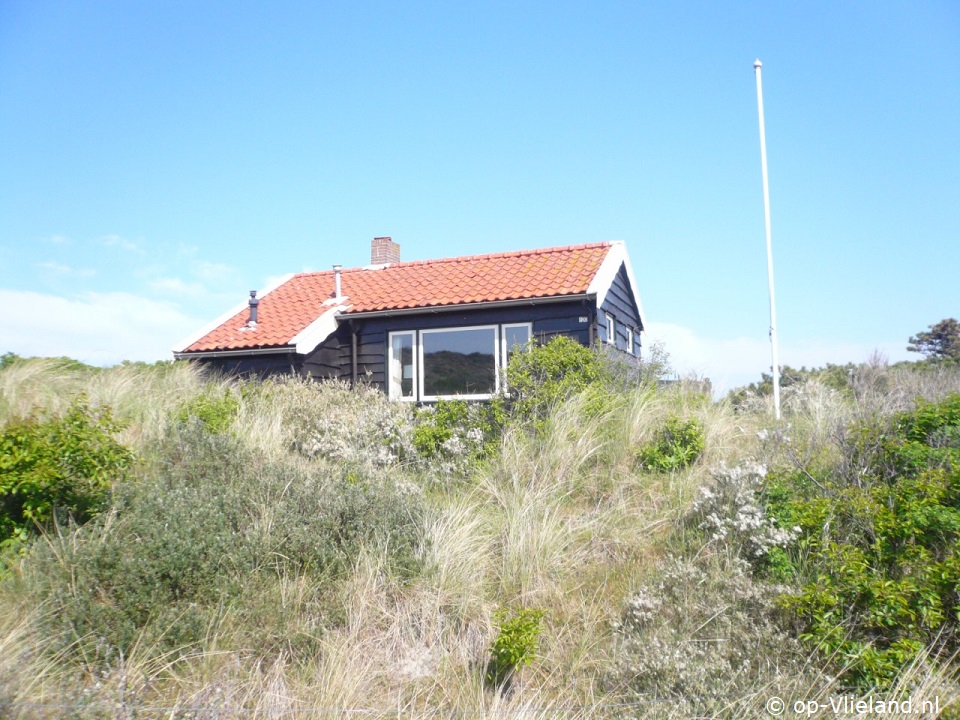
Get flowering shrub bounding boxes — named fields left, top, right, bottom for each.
left=273, top=378, right=414, bottom=467
left=613, top=554, right=801, bottom=715
left=690, top=462, right=800, bottom=566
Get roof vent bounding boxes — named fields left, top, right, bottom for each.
left=333, top=265, right=342, bottom=299
left=371, top=236, right=400, bottom=264
left=247, top=290, right=259, bottom=325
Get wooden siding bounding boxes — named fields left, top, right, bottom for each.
left=196, top=352, right=303, bottom=378
left=599, top=264, right=643, bottom=355
left=303, top=299, right=594, bottom=391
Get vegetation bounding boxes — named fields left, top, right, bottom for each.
left=1, top=341, right=959, bottom=719
left=909, top=318, right=960, bottom=364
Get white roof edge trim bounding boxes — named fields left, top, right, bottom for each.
left=290, top=300, right=352, bottom=354
left=586, top=242, right=648, bottom=331
left=171, top=272, right=297, bottom=353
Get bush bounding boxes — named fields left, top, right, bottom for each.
left=412, top=399, right=504, bottom=479
left=613, top=554, right=803, bottom=716
left=504, top=336, right=607, bottom=426
left=766, top=394, right=960, bottom=689
left=635, top=416, right=705, bottom=471
left=173, top=386, right=239, bottom=434
left=485, top=606, right=545, bottom=689
left=0, top=399, right=133, bottom=550
left=31, top=423, right=426, bottom=663
left=273, top=377, right=414, bottom=468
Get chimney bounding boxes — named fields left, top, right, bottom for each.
left=371, top=236, right=400, bottom=264
left=248, top=290, right=259, bottom=325
left=333, top=264, right=342, bottom=299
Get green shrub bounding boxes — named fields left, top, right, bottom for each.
left=0, top=399, right=132, bottom=550
left=485, top=606, right=544, bottom=688
left=173, top=387, right=239, bottom=434
left=412, top=399, right=504, bottom=470
left=767, top=394, right=960, bottom=689
left=32, top=423, right=426, bottom=663
left=635, top=416, right=705, bottom=471
left=504, top=336, right=607, bottom=426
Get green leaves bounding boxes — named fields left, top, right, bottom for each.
left=769, top=394, right=960, bottom=689
left=486, top=607, right=545, bottom=688
left=0, top=398, right=133, bottom=550
left=635, top=416, right=705, bottom=472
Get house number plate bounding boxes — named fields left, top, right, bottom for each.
left=578, top=316, right=589, bottom=323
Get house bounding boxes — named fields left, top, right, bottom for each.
left=173, top=237, right=646, bottom=402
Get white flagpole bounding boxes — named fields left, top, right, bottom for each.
left=754, top=59, right=781, bottom=420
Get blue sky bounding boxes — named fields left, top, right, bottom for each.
left=1, top=1, right=957, bottom=391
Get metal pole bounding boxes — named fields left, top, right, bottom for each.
left=754, top=59, right=781, bottom=420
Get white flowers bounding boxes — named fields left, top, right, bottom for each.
left=691, top=462, right=798, bottom=559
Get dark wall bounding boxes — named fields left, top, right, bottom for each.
left=599, top=264, right=643, bottom=354
left=302, top=299, right=595, bottom=389
left=195, top=352, right=304, bottom=378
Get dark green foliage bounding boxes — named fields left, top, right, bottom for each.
left=485, top=607, right=544, bottom=689
left=504, top=336, right=606, bottom=424
left=908, top=318, right=960, bottom=364
left=0, top=352, right=20, bottom=371
left=765, top=394, right=960, bottom=689
left=0, top=399, right=132, bottom=549
left=33, top=423, right=426, bottom=663
left=635, top=416, right=705, bottom=471
left=173, top=387, right=239, bottom=434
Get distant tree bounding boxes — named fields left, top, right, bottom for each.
left=908, top=318, right=960, bottom=363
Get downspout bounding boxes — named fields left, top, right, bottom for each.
left=588, top=302, right=596, bottom=346
left=351, top=320, right=358, bottom=389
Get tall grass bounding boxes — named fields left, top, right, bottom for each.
left=1, top=356, right=958, bottom=718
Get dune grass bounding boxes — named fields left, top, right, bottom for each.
left=0, top=354, right=958, bottom=718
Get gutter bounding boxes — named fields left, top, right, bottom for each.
left=342, top=293, right=593, bottom=320
left=174, top=346, right=297, bottom=360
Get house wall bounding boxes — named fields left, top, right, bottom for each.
left=302, top=298, right=595, bottom=389
left=194, top=352, right=304, bottom=378
left=598, top=264, right=643, bottom=355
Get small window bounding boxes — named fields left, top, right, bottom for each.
left=626, top=327, right=634, bottom=355
left=502, top=323, right=532, bottom=367
left=388, top=331, right=416, bottom=400
left=605, top=313, right=616, bottom=346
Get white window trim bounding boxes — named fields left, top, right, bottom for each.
left=626, top=326, right=634, bottom=355
left=387, top=330, right=418, bottom=402
left=418, top=325, right=500, bottom=402
left=501, top=322, right=533, bottom=368
left=605, top=313, right=616, bottom=346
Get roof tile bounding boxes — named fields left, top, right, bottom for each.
left=183, top=242, right=611, bottom=352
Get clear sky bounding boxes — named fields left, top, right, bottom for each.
left=1, top=1, right=957, bottom=392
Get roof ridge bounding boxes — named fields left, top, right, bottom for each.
left=292, top=241, right=613, bottom=277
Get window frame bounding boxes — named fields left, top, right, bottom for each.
left=626, top=326, right=634, bottom=355
left=501, top=322, right=533, bottom=368
left=387, top=330, right=417, bottom=401
left=605, top=312, right=616, bottom=346
left=418, top=324, right=500, bottom=402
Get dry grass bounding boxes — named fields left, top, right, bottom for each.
left=1, top=358, right=959, bottom=718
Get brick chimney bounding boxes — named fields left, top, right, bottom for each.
left=371, top=236, right=400, bottom=264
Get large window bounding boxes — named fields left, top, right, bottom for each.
left=389, top=323, right=531, bottom=401
left=421, top=326, right=497, bottom=400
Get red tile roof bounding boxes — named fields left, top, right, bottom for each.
left=181, top=242, right=612, bottom=353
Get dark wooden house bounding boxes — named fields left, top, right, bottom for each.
left=173, top=238, right=646, bottom=402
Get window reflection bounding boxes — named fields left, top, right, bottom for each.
left=422, top=328, right=496, bottom=397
